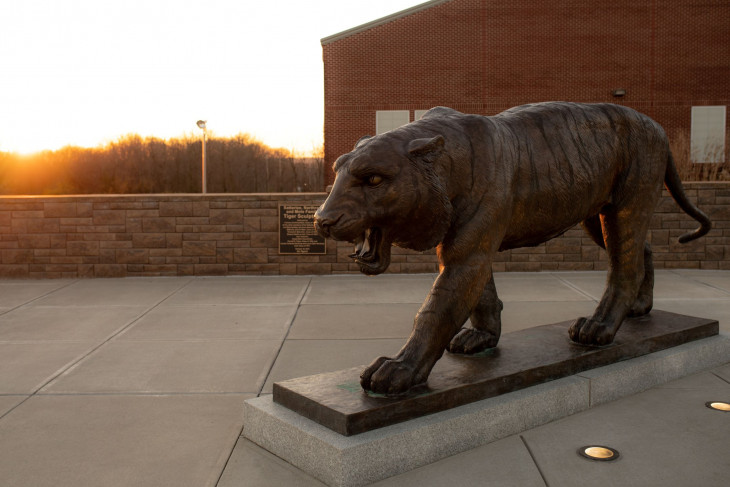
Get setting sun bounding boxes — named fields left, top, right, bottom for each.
left=0, top=0, right=426, bottom=155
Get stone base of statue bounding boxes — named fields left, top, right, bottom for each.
left=243, top=311, right=727, bottom=487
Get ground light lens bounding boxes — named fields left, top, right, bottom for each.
left=706, top=401, right=730, bottom=412
left=578, top=445, right=620, bottom=461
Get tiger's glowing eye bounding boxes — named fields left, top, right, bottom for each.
left=367, top=175, right=383, bottom=186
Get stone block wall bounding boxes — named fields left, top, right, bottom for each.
left=0, top=182, right=728, bottom=278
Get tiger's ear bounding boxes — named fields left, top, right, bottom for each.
left=354, top=135, right=372, bottom=149
left=408, top=135, right=445, bottom=159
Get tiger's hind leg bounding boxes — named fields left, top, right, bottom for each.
left=448, top=274, right=502, bottom=354
left=571, top=210, right=653, bottom=345
left=580, top=215, right=654, bottom=318
left=629, top=242, right=654, bottom=317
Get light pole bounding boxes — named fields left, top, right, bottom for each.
left=196, top=120, right=207, bottom=193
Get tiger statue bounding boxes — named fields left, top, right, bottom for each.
left=314, top=102, right=711, bottom=395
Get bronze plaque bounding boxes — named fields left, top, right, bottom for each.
left=279, top=204, right=326, bottom=255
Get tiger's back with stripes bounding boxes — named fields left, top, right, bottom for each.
left=477, top=103, right=676, bottom=249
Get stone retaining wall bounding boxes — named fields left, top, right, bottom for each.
left=1, top=183, right=728, bottom=278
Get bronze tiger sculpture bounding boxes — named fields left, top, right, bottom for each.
left=314, top=102, right=711, bottom=396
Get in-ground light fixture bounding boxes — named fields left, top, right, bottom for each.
left=706, top=401, right=730, bottom=412
left=578, top=445, right=620, bottom=462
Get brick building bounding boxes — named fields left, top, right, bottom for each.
left=322, top=0, right=729, bottom=185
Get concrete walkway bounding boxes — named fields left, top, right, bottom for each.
left=0, top=271, right=728, bottom=487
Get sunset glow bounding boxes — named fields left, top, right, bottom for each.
left=1, top=0, right=425, bottom=155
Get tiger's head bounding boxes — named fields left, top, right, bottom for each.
left=314, top=130, right=453, bottom=275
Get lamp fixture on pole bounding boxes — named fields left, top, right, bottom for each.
left=196, top=120, right=207, bottom=193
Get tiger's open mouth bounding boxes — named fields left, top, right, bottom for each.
left=349, top=227, right=391, bottom=275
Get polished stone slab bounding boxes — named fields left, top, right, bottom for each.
left=273, top=310, right=718, bottom=435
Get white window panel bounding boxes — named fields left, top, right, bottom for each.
left=691, top=106, right=726, bottom=163
left=414, top=109, right=429, bottom=121
left=376, top=110, right=410, bottom=135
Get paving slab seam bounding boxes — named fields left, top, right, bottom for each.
left=519, top=435, right=550, bottom=487
left=213, top=436, right=248, bottom=487
left=203, top=407, right=251, bottom=487
left=667, top=269, right=730, bottom=296
left=256, top=277, right=313, bottom=398
left=34, top=391, right=255, bottom=396
left=0, top=279, right=199, bottom=423
left=300, top=278, right=316, bottom=303
left=655, top=297, right=730, bottom=302
left=10, top=303, right=162, bottom=309
left=0, top=339, right=93, bottom=344
left=284, top=337, right=414, bottom=342
left=550, top=273, right=600, bottom=301
left=0, top=279, right=80, bottom=317
left=712, top=369, right=730, bottom=386
left=112, top=337, right=287, bottom=343
left=1, top=278, right=196, bottom=420
left=211, top=279, right=312, bottom=487
left=158, top=303, right=299, bottom=308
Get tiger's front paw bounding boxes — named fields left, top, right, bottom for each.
left=569, top=317, right=618, bottom=346
left=448, top=327, right=499, bottom=354
left=360, top=356, right=425, bottom=396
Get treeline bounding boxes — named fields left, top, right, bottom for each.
left=0, top=134, right=324, bottom=195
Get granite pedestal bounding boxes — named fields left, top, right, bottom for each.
left=243, top=311, right=729, bottom=487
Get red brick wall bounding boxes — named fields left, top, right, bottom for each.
left=323, top=0, right=730, bottom=184
left=0, top=185, right=729, bottom=278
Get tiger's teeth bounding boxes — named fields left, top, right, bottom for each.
left=352, top=231, right=366, bottom=258
left=351, top=230, right=373, bottom=259
left=361, top=237, right=371, bottom=256
left=359, top=229, right=373, bottom=257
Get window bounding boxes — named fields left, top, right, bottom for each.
left=691, top=106, right=726, bottom=163
left=414, top=109, right=429, bottom=121
left=375, top=110, right=410, bottom=135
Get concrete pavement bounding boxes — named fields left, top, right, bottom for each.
left=0, top=271, right=728, bottom=486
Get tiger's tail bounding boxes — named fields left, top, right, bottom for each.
left=664, top=151, right=712, bottom=243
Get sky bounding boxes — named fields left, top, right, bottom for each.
left=0, top=0, right=427, bottom=155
